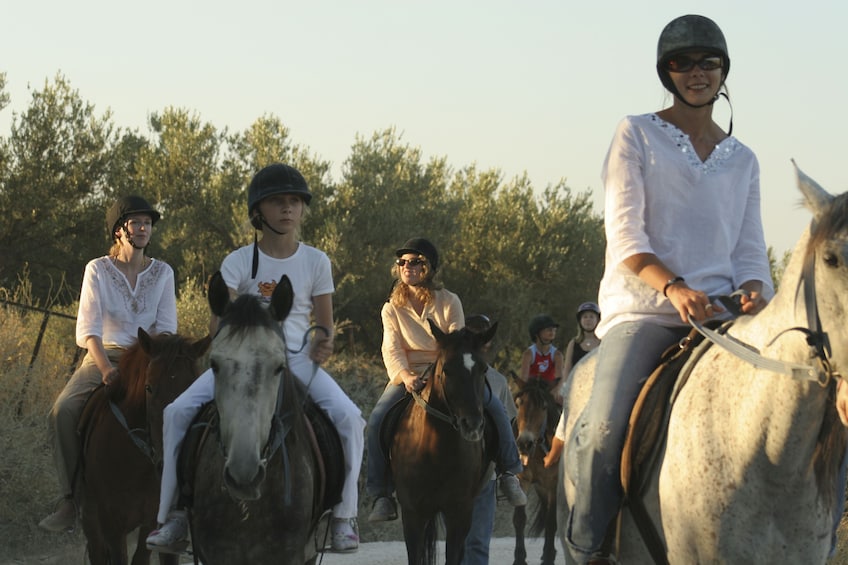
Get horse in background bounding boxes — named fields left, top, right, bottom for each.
left=558, top=164, right=848, bottom=564
left=80, top=329, right=210, bottom=565
left=390, top=320, right=498, bottom=565
left=511, top=377, right=560, bottom=565
left=188, top=272, right=324, bottom=565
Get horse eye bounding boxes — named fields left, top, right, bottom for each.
left=823, top=251, right=839, bottom=268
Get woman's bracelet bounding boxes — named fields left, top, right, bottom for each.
left=662, top=276, right=685, bottom=297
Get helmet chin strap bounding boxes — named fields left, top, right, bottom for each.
left=120, top=225, right=148, bottom=251
left=251, top=215, right=287, bottom=279
left=672, top=88, right=734, bottom=136
left=260, top=215, right=287, bottom=236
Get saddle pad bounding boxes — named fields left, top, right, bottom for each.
left=620, top=325, right=720, bottom=496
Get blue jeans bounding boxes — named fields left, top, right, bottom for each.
left=366, top=383, right=406, bottom=498
left=366, top=381, right=522, bottom=499
left=564, top=322, right=689, bottom=562
left=462, top=479, right=495, bottom=565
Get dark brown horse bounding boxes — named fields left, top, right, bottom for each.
left=188, top=272, right=324, bottom=564
left=512, top=377, right=560, bottom=565
left=80, top=329, right=210, bottom=565
left=391, top=319, right=498, bottom=565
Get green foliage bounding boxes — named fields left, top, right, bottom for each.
left=0, top=76, right=605, bottom=366
left=0, top=73, right=118, bottom=303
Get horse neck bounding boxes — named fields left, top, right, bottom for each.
left=732, top=226, right=812, bottom=358
left=704, top=227, right=834, bottom=467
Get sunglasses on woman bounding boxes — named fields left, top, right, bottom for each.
left=664, top=54, right=723, bottom=73
left=395, top=258, right=426, bottom=267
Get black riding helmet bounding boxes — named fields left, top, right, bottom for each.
left=247, top=163, right=312, bottom=220
left=247, top=163, right=311, bottom=278
left=656, top=15, right=729, bottom=108
left=528, top=314, right=559, bottom=342
left=395, top=237, right=440, bottom=273
left=107, top=195, right=161, bottom=241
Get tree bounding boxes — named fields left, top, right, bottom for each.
left=0, top=74, right=118, bottom=303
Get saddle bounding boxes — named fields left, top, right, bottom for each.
left=619, top=322, right=725, bottom=495
left=610, top=321, right=726, bottom=564
left=378, top=391, right=497, bottom=472
left=177, top=383, right=344, bottom=514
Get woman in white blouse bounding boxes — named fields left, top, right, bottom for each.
left=39, top=195, right=177, bottom=532
left=563, top=15, right=773, bottom=565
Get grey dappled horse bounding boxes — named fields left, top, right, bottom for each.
left=559, top=164, right=848, bottom=564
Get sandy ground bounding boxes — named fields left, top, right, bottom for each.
left=320, top=536, right=551, bottom=565
left=1, top=536, right=553, bottom=565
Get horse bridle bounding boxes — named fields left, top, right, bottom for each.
left=513, top=388, right=555, bottom=457
left=688, top=250, right=841, bottom=387
left=410, top=361, right=491, bottom=431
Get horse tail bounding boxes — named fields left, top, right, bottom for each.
left=528, top=492, right=547, bottom=538
left=422, top=517, right=438, bottom=565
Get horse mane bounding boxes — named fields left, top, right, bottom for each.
left=798, top=191, right=848, bottom=504
left=219, top=295, right=279, bottom=340
left=111, top=341, right=150, bottom=405
left=814, top=380, right=848, bottom=506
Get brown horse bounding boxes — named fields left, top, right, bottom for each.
left=188, top=272, right=325, bottom=565
left=79, top=329, right=210, bottom=565
left=511, top=377, right=560, bottom=565
left=391, top=320, right=498, bottom=565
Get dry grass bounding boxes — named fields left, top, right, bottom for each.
left=1, top=286, right=847, bottom=563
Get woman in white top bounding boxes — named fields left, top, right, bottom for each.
left=39, top=196, right=177, bottom=532
left=563, top=15, right=773, bottom=564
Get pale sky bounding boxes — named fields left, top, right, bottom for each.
left=2, top=0, right=844, bottom=256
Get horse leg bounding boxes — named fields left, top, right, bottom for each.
left=402, top=512, right=434, bottom=565
left=443, top=517, right=472, bottom=565
left=513, top=505, right=528, bottom=565
left=541, top=499, right=558, bottom=565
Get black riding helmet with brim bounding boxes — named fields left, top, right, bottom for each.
left=107, top=195, right=161, bottom=241
left=528, top=314, right=559, bottom=342
left=395, top=237, right=440, bottom=273
left=247, top=163, right=312, bottom=220
left=656, top=15, right=730, bottom=108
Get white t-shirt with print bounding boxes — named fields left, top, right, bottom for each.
left=219, top=242, right=334, bottom=348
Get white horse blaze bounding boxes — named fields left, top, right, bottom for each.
left=462, top=352, right=475, bottom=373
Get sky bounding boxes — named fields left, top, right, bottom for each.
left=2, top=0, right=845, bottom=256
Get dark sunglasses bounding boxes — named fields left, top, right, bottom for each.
left=395, top=258, right=426, bottom=267
left=664, top=55, right=723, bottom=73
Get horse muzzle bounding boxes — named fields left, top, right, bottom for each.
left=222, top=456, right=268, bottom=501
left=458, top=416, right=485, bottom=442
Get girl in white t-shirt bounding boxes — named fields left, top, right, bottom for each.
left=147, top=164, right=365, bottom=554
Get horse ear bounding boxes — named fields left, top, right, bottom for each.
left=475, top=321, right=498, bottom=349
left=270, top=275, right=294, bottom=322
left=137, top=327, right=153, bottom=355
left=193, top=334, right=213, bottom=358
left=427, top=318, right=447, bottom=343
left=207, top=271, right=230, bottom=317
left=793, top=159, right=834, bottom=217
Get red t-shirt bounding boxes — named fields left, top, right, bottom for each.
left=528, top=344, right=558, bottom=382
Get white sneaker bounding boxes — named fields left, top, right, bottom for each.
left=146, top=510, right=189, bottom=554
left=331, top=517, right=359, bottom=553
